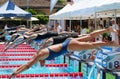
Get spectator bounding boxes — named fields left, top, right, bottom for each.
left=4, top=24, right=9, bottom=30
left=96, top=24, right=104, bottom=41
left=56, top=22, right=62, bottom=33
left=110, top=19, right=119, bottom=44
left=110, top=19, right=119, bottom=50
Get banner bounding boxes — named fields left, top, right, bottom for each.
left=50, top=0, right=58, bottom=13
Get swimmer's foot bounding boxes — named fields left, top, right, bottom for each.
left=107, top=26, right=118, bottom=35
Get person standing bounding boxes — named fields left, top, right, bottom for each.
left=56, top=22, right=62, bottom=33
left=4, top=24, right=9, bottom=30
left=110, top=19, right=119, bottom=44
left=96, top=24, right=104, bottom=41
left=110, top=19, right=119, bottom=51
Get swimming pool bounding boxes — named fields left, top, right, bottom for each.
left=0, top=44, right=83, bottom=79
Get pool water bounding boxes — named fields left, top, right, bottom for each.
left=0, top=44, right=83, bottom=79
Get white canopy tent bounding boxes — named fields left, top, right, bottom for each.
left=28, top=17, right=39, bottom=21
left=49, top=0, right=120, bottom=20
left=95, top=0, right=120, bottom=20
left=49, top=3, right=73, bottom=20
left=49, top=0, right=85, bottom=20
left=0, top=0, right=31, bottom=19
left=96, top=0, right=120, bottom=12
left=65, top=0, right=97, bottom=19
left=64, top=0, right=113, bottom=19
left=49, top=0, right=98, bottom=20
left=62, top=0, right=91, bottom=20
left=70, top=0, right=120, bottom=19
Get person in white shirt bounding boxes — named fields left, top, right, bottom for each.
left=81, top=26, right=88, bottom=34
left=110, top=19, right=119, bottom=44
left=110, top=19, right=119, bottom=51
left=4, top=24, right=9, bottom=30
left=56, top=22, right=62, bottom=33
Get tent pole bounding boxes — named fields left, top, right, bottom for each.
left=94, top=12, right=97, bottom=29
left=54, top=20, right=56, bottom=30
left=20, top=20, right=21, bottom=26
left=80, top=17, right=82, bottom=26
left=48, top=19, right=50, bottom=31
left=114, top=9, right=117, bottom=24
left=69, top=19, right=71, bottom=32
left=30, top=21, right=32, bottom=29
left=27, top=20, right=29, bottom=28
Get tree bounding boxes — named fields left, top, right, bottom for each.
left=58, top=0, right=66, bottom=4
left=25, top=9, right=49, bottom=24
left=25, top=9, right=37, bottom=15
left=35, top=13, right=49, bottom=24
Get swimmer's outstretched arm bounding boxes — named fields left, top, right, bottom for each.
left=9, top=50, right=48, bottom=79
left=4, top=36, right=24, bottom=51
left=0, top=32, right=7, bottom=38
left=58, top=31, right=77, bottom=35
left=13, top=36, right=37, bottom=49
left=5, top=33, right=19, bottom=45
left=12, top=34, right=37, bottom=48
left=71, top=41, right=119, bottom=51
left=17, top=28, right=29, bottom=33
left=9, top=54, right=39, bottom=79
left=40, top=38, right=53, bottom=48
left=12, top=39, right=28, bottom=49
left=34, top=29, right=46, bottom=34
left=78, top=34, right=88, bottom=37
left=4, top=42, right=15, bottom=51
left=75, top=26, right=118, bottom=42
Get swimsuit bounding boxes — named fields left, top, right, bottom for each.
left=33, top=28, right=40, bottom=32
left=9, top=31, right=17, bottom=35
left=6, top=27, right=17, bottom=31
left=13, top=34, right=20, bottom=41
left=52, top=35, right=69, bottom=45
left=35, top=31, right=58, bottom=40
left=68, top=33, right=78, bottom=38
left=52, top=33, right=78, bottom=45
left=45, top=38, right=71, bottom=60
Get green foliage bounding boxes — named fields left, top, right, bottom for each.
left=35, top=13, right=49, bottom=24
left=25, top=9, right=37, bottom=15
left=56, top=0, right=65, bottom=12
left=103, top=33, right=109, bottom=37
left=56, top=7, right=62, bottom=12
left=58, top=0, right=65, bottom=4
left=25, top=9, right=48, bottom=24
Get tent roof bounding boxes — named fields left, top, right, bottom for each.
left=0, top=0, right=31, bottom=18
left=49, top=0, right=120, bottom=20
left=96, top=0, right=120, bottom=12
left=28, top=17, right=39, bottom=21
left=49, top=4, right=73, bottom=20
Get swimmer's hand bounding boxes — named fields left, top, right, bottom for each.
left=9, top=73, right=16, bottom=79
left=9, top=72, right=17, bottom=79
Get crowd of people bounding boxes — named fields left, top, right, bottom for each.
left=0, top=20, right=119, bottom=79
